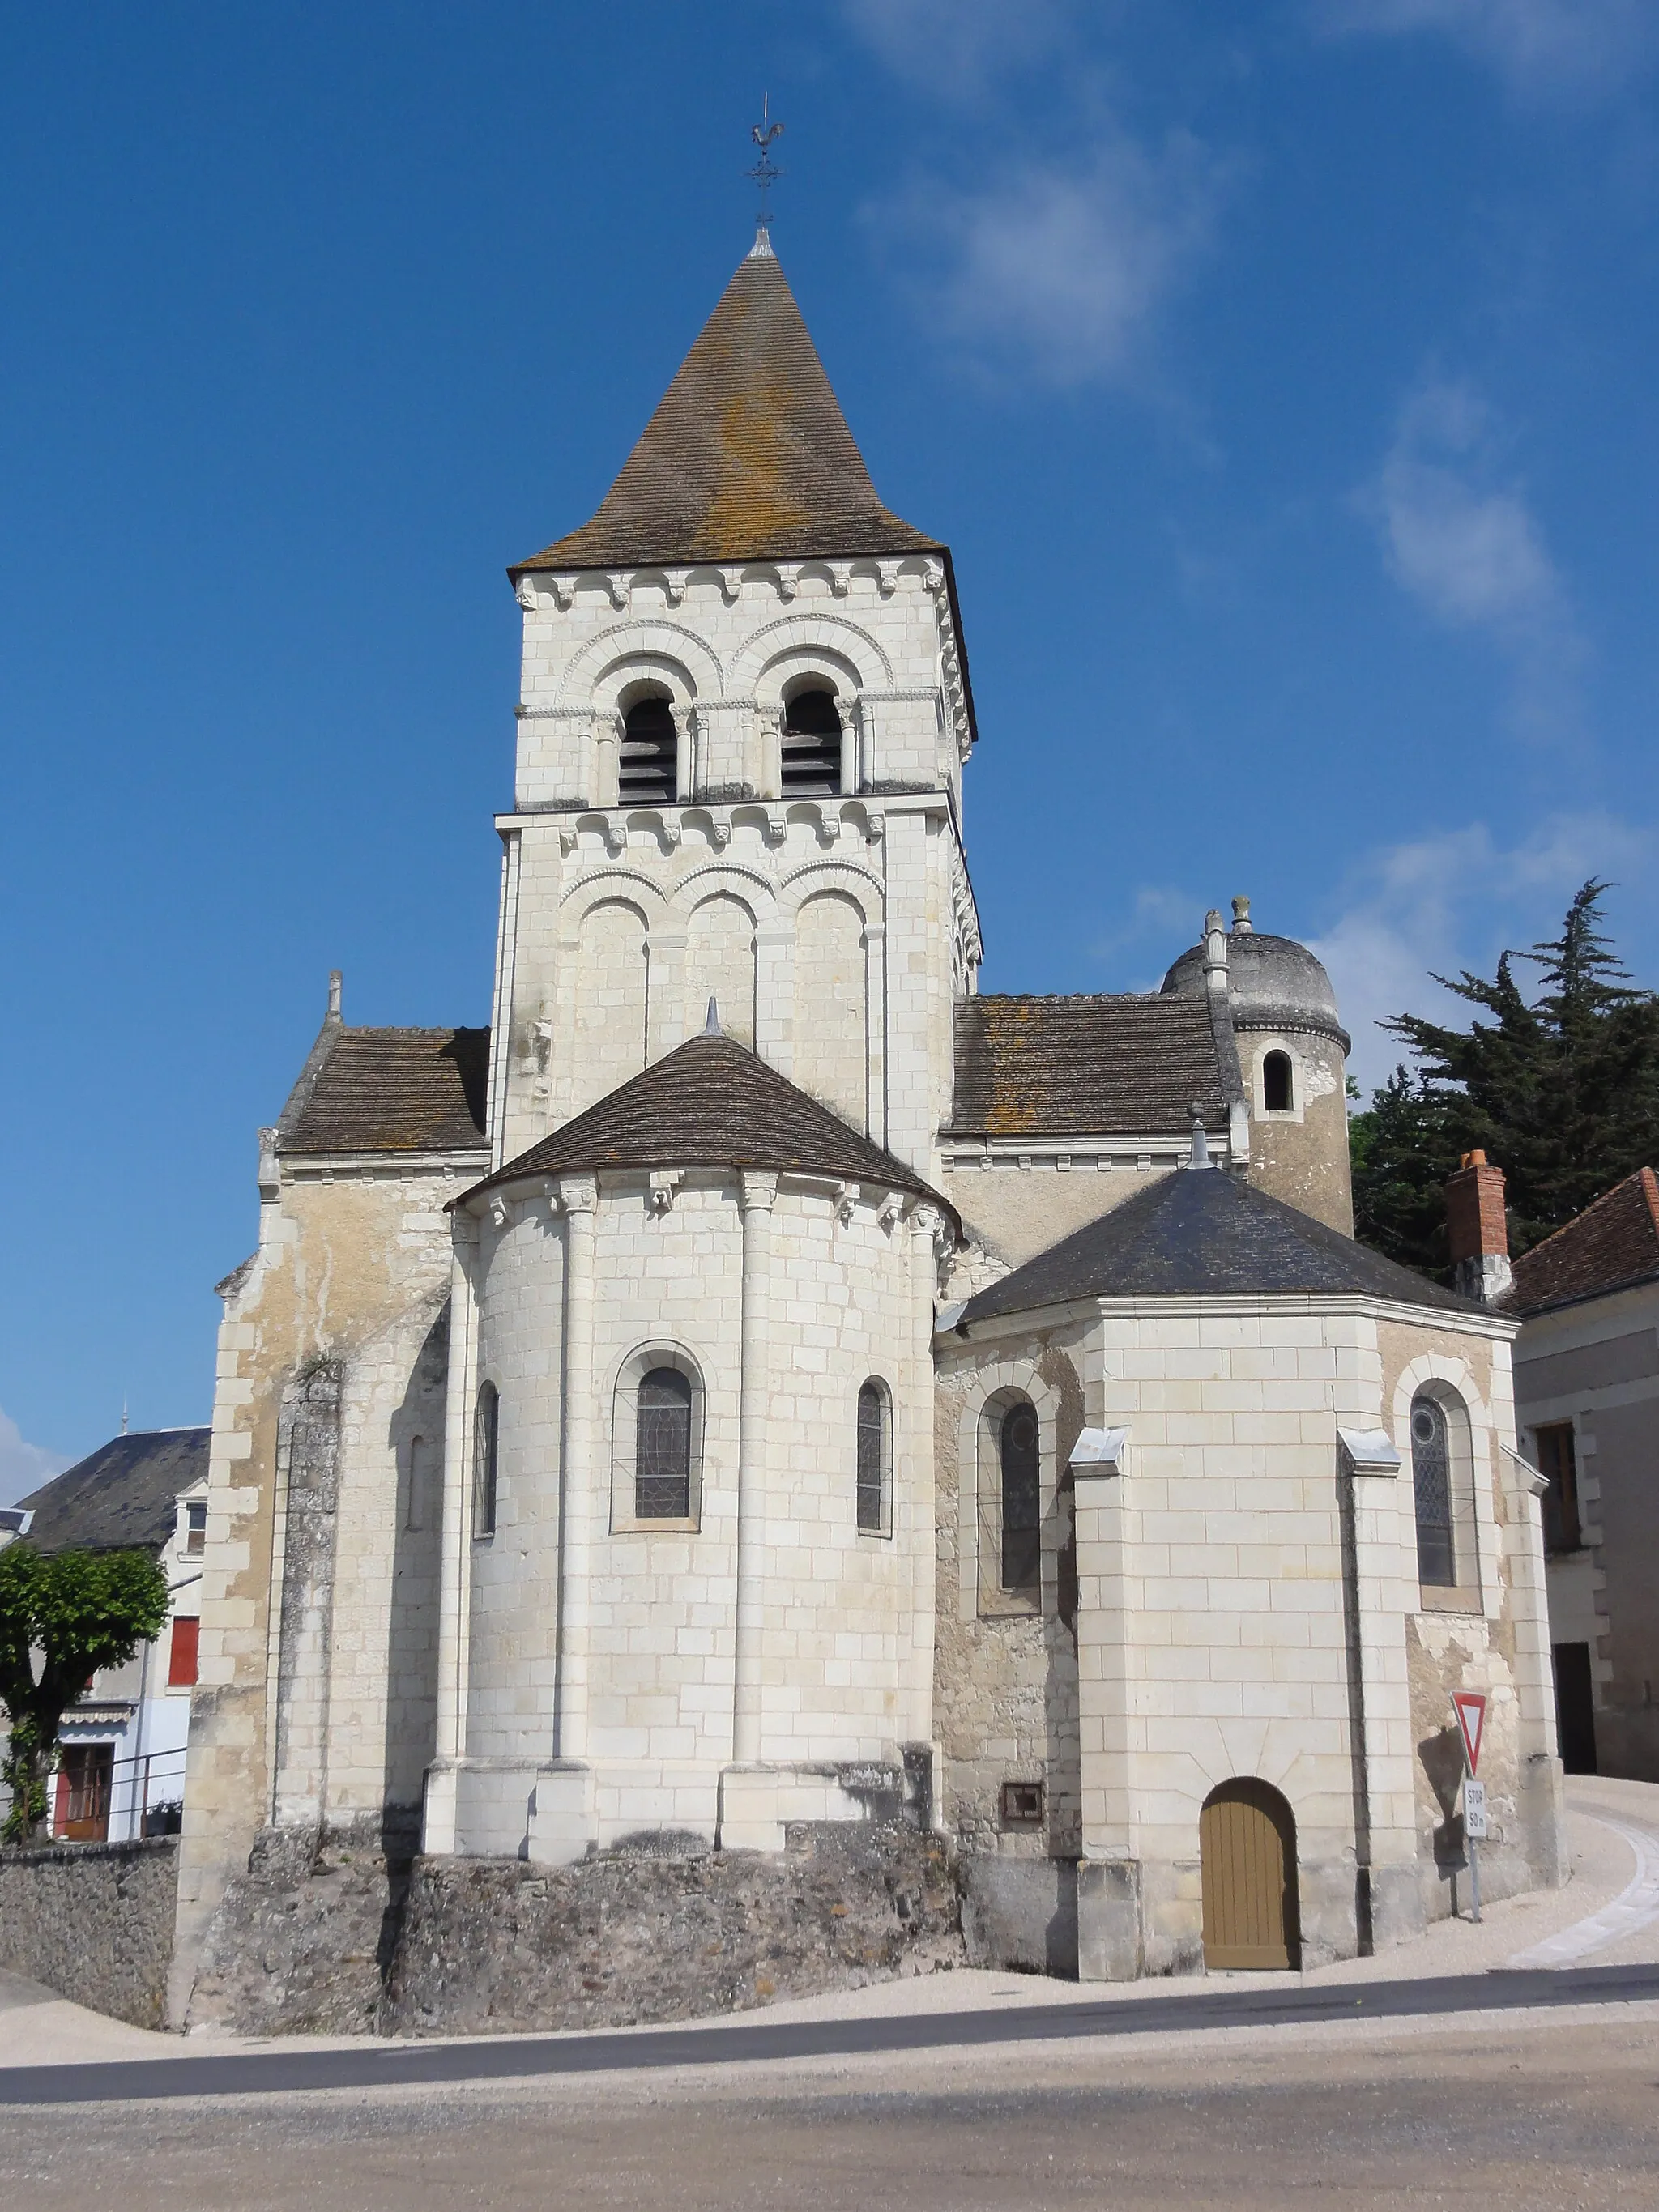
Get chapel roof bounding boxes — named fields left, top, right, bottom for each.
left=1503, top=1167, right=1659, bottom=1318
left=946, top=995, right=1235, bottom=1139
left=957, top=1162, right=1476, bottom=1326
left=277, top=1025, right=491, bottom=1156
left=512, top=244, right=940, bottom=573
left=15, top=1428, right=210, bottom=1556
left=467, top=1028, right=957, bottom=1226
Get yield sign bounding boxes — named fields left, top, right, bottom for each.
left=1452, top=1690, right=1487, bottom=1776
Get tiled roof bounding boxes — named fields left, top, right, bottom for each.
left=17, top=1429, right=210, bottom=1555
left=959, top=1164, right=1473, bottom=1326
left=278, top=1025, right=490, bottom=1156
left=513, top=248, right=939, bottom=573
left=947, top=995, right=1234, bottom=1138
left=468, top=1030, right=956, bottom=1226
left=1505, top=1167, right=1659, bottom=1317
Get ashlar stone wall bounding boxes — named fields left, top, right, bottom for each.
left=169, top=1149, right=477, bottom=2025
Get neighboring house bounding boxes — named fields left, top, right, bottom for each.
left=1501, top=1170, right=1659, bottom=1784
left=0, top=1428, right=210, bottom=1841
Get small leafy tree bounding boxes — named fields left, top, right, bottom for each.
left=0, top=1545, right=169, bottom=1845
left=1352, top=882, right=1659, bottom=1275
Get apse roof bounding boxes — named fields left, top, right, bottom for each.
left=947, top=995, right=1235, bottom=1139
left=957, top=1163, right=1476, bottom=1325
left=467, top=1028, right=955, bottom=1225
left=512, top=244, right=940, bottom=574
left=1505, top=1167, right=1659, bottom=1317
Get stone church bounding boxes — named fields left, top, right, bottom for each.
left=171, top=232, right=1565, bottom=2014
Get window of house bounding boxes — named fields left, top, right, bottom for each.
left=472, top=1383, right=500, bottom=1538
left=1000, top=1399, right=1042, bottom=1597
left=618, top=695, right=677, bottom=806
left=53, top=1744, right=113, bottom=1843
left=1535, top=1422, right=1582, bottom=1554
left=857, top=1379, right=892, bottom=1536
left=184, top=1501, right=207, bottom=1556
left=636, top=1367, right=693, bottom=1519
left=1263, top=1050, right=1294, bottom=1113
left=780, top=688, right=842, bottom=797
left=168, top=1614, right=200, bottom=1689
left=1411, top=1393, right=1456, bottom=1587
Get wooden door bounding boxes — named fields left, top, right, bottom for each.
left=1200, top=1779, right=1299, bottom=1970
left=54, top=1744, right=113, bottom=1843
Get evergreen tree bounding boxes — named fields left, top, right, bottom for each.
left=1351, top=882, right=1659, bottom=1275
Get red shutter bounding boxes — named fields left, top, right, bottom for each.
left=168, top=1615, right=200, bottom=1688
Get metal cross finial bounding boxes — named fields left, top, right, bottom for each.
left=746, top=93, right=784, bottom=241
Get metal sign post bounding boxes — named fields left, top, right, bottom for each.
left=1452, top=1690, right=1488, bottom=1923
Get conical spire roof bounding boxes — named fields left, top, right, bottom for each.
left=514, top=243, right=940, bottom=574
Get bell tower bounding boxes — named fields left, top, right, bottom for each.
left=486, top=233, right=980, bottom=1183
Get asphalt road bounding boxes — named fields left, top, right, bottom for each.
left=2, top=2010, right=1657, bottom=2210
left=2, top=1960, right=1657, bottom=2106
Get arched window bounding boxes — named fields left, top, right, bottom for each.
left=1410, top=1393, right=1455, bottom=1586
left=856, top=1379, right=892, bottom=1536
left=780, top=688, right=842, bottom=797
left=1000, top=1398, right=1042, bottom=1597
left=1263, top=1050, right=1294, bottom=1113
left=619, top=694, right=677, bottom=806
left=472, top=1383, right=499, bottom=1538
left=635, top=1366, right=693, bottom=1519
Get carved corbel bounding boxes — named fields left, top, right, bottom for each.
left=488, top=1192, right=513, bottom=1231
left=602, top=820, right=628, bottom=857
left=718, top=565, right=743, bottom=605
left=834, top=1181, right=859, bottom=1225
left=921, top=556, right=946, bottom=599
left=663, top=569, right=688, bottom=607
left=863, top=812, right=885, bottom=846
left=514, top=578, right=538, bottom=612
left=815, top=809, right=841, bottom=849
left=709, top=816, right=731, bottom=850
left=551, top=575, right=577, bottom=612
left=558, top=825, right=578, bottom=855
left=763, top=808, right=788, bottom=847
left=877, top=1190, right=905, bottom=1234
left=774, top=563, right=799, bottom=603
left=604, top=572, right=630, bottom=610
left=649, top=1170, right=682, bottom=1216
left=830, top=561, right=852, bottom=598
left=876, top=560, right=901, bottom=599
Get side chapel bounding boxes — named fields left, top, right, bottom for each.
left=172, top=230, right=1565, bottom=2005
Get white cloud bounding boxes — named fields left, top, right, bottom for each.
left=1365, top=378, right=1584, bottom=739
left=883, top=131, right=1222, bottom=389
left=842, top=0, right=1073, bottom=100
left=0, top=1405, right=68, bottom=1510
left=1314, top=0, right=1658, bottom=101
left=1309, top=812, right=1656, bottom=1091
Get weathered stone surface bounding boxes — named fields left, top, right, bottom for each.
left=186, top=1813, right=416, bottom=2035
left=0, top=1837, right=179, bottom=2028
left=387, top=1822, right=963, bottom=2035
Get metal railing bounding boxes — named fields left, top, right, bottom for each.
left=49, top=1742, right=189, bottom=1842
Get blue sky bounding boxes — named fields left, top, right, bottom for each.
left=3, top=1, right=1657, bottom=1490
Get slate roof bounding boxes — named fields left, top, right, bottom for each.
left=467, top=1029, right=956, bottom=1225
left=16, top=1429, right=210, bottom=1555
left=947, top=995, right=1234, bottom=1139
left=958, top=1164, right=1475, bottom=1325
left=277, top=1025, right=491, bottom=1156
left=513, top=246, right=940, bottom=573
left=1504, top=1168, right=1659, bottom=1317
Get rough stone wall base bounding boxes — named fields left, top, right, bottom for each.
left=959, top=1854, right=1078, bottom=1975
left=186, top=1813, right=419, bottom=2035
left=186, top=1817, right=965, bottom=2038
left=0, top=1838, right=180, bottom=2029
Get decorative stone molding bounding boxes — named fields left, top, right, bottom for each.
left=834, top=1181, right=859, bottom=1226
left=603, top=573, right=629, bottom=611
left=648, top=1170, right=682, bottom=1217
left=830, top=561, right=852, bottom=598
left=876, top=560, right=901, bottom=599
left=514, top=578, right=538, bottom=612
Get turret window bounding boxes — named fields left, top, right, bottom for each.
left=619, top=695, right=677, bottom=806
left=780, top=688, right=842, bottom=797
left=472, top=1383, right=500, bottom=1538
left=1263, top=1050, right=1294, bottom=1113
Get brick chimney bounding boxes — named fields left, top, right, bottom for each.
left=1446, top=1150, right=1512, bottom=1304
